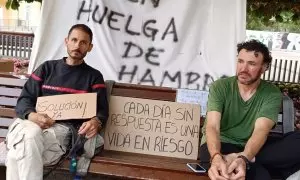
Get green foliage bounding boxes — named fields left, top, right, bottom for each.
left=5, top=0, right=19, bottom=10
left=247, top=10, right=300, bottom=33
left=248, top=0, right=300, bottom=21
left=274, top=82, right=300, bottom=98
left=247, top=0, right=300, bottom=33
left=5, top=0, right=41, bottom=10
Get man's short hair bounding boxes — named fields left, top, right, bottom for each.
left=68, top=24, right=93, bottom=43
left=237, top=39, right=272, bottom=68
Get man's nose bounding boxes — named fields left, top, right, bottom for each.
left=240, top=64, right=248, bottom=72
left=74, top=42, right=80, bottom=48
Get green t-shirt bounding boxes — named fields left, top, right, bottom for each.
left=201, top=76, right=282, bottom=147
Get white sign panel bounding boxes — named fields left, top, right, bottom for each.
left=176, top=89, right=209, bottom=116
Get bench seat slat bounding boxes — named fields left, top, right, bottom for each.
left=87, top=162, right=209, bottom=180
left=56, top=154, right=210, bottom=180
left=92, top=150, right=198, bottom=172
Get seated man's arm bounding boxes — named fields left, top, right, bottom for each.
left=228, top=92, right=282, bottom=179
left=15, top=62, right=55, bottom=128
left=242, top=92, right=282, bottom=160
left=241, top=117, right=275, bottom=161
left=227, top=117, right=275, bottom=180
left=16, top=78, right=41, bottom=120
left=78, top=73, right=109, bottom=138
left=93, top=73, right=109, bottom=126
left=205, top=80, right=229, bottom=179
left=206, top=111, right=222, bottom=159
left=206, top=111, right=230, bottom=179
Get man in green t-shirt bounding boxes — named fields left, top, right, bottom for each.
left=200, top=39, right=300, bottom=180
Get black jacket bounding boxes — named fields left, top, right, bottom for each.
left=15, top=58, right=109, bottom=125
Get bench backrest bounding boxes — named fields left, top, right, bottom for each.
left=0, top=74, right=295, bottom=139
left=0, top=73, right=27, bottom=137
left=270, top=95, right=295, bottom=135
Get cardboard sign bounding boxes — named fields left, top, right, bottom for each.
left=104, top=96, right=201, bottom=160
left=36, top=93, right=96, bottom=120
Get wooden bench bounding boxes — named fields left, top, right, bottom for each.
left=0, top=73, right=295, bottom=180
left=0, top=73, right=209, bottom=180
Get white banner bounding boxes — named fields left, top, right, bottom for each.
left=29, top=0, right=246, bottom=90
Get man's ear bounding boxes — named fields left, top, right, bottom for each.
left=64, top=38, right=68, bottom=46
left=263, top=63, right=269, bottom=72
left=88, top=43, right=93, bottom=52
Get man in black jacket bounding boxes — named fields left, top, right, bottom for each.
left=6, top=24, right=109, bottom=180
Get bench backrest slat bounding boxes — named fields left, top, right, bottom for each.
left=0, top=129, right=8, bottom=138
left=0, top=108, right=17, bottom=118
left=0, top=77, right=26, bottom=87
left=112, top=83, right=176, bottom=102
left=0, top=87, right=22, bottom=97
left=0, top=97, right=18, bottom=106
left=0, top=117, right=14, bottom=127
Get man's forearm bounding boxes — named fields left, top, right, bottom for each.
left=242, top=130, right=268, bottom=161
left=206, top=126, right=222, bottom=157
left=242, top=118, right=274, bottom=160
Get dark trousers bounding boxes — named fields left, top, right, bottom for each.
left=199, top=131, right=300, bottom=180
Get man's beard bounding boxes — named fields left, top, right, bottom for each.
left=68, top=50, right=86, bottom=60
left=237, top=71, right=262, bottom=85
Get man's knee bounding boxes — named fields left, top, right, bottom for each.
left=7, top=119, right=42, bottom=142
left=284, top=131, right=300, bottom=140
left=22, top=120, right=42, bottom=139
left=247, top=163, right=272, bottom=180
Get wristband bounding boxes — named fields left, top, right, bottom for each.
left=92, top=117, right=102, bottom=125
left=210, top=152, right=222, bottom=163
left=237, top=155, right=250, bottom=170
left=91, top=117, right=103, bottom=132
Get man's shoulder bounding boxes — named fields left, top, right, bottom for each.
left=261, top=80, right=281, bottom=94
left=84, top=64, right=103, bottom=77
left=33, top=59, right=61, bottom=72
left=41, top=59, right=61, bottom=67
left=211, top=76, right=235, bottom=88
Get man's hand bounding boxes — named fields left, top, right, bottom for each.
left=208, top=154, right=230, bottom=180
left=78, top=118, right=101, bottom=139
left=223, top=153, right=239, bottom=166
left=227, top=158, right=246, bottom=180
left=28, top=112, right=55, bottom=129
